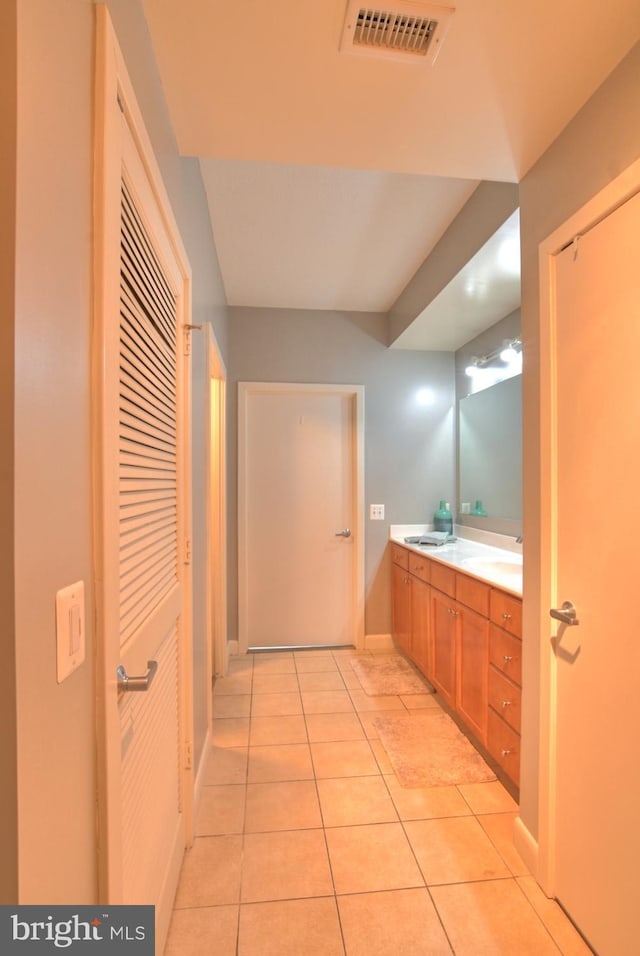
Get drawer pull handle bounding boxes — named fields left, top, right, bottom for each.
left=500, top=700, right=512, bottom=708
left=502, top=612, right=512, bottom=621
left=503, top=655, right=513, bottom=663
left=501, top=749, right=513, bottom=756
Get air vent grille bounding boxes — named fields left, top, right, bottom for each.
left=353, top=9, right=437, bottom=56
left=340, top=1, right=453, bottom=64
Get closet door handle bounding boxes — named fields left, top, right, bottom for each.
left=335, top=528, right=351, bottom=538
left=117, top=660, right=158, bottom=692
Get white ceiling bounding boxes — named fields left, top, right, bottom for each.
left=141, top=0, right=640, bottom=346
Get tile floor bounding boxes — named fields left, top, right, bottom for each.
left=165, top=648, right=591, bottom=955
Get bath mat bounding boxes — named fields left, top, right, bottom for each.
left=351, top=655, right=434, bottom=696
left=374, top=711, right=496, bottom=788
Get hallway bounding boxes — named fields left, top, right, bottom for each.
left=165, top=648, right=589, bottom=955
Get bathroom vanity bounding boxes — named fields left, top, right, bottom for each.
left=390, top=534, right=522, bottom=790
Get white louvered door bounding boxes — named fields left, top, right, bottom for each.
left=94, top=11, right=192, bottom=950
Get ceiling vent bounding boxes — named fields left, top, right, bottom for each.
left=340, top=1, right=454, bottom=64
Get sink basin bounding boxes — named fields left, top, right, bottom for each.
left=461, top=556, right=523, bottom=577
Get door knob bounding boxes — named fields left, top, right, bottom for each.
left=549, top=601, right=579, bottom=626
left=117, top=660, right=158, bottom=692
left=335, top=528, right=351, bottom=537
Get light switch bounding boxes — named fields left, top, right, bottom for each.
left=370, top=504, right=385, bottom=520
left=56, top=580, right=86, bottom=683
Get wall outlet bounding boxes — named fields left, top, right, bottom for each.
left=370, top=504, right=385, bottom=520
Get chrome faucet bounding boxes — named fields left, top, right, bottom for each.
left=515, top=535, right=523, bottom=544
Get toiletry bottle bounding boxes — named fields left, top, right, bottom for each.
left=434, top=500, right=453, bottom=535
left=471, top=499, right=488, bottom=516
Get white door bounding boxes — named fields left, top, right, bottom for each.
left=238, top=383, right=364, bottom=649
left=94, top=11, right=192, bottom=950
left=551, top=187, right=640, bottom=954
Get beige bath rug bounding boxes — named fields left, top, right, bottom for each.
left=351, top=655, right=434, bottom=696
left=374, top=711, right=496, bottom=788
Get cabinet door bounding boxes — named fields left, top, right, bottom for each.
left=410, top=577, right=431, bottom=677
left=430, top=588, right=456, bottom=708
left=457, top=606, right=489, bottom=744
left=392, top=563, right=411, bottom=654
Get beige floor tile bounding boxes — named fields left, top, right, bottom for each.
left=517, top=876, right=594, bottom=956
left=241, top=829, right=334, bottom=902
left=251, top=654, right=296, bottom=674
left=310, top=739, right=379, bottom=778
left=356, top=711, right=383, bottom=738
left=247, top=742, right=314, bottom=783
left=338, top=888, right=452, bottom=956
left=295, top=648, right=335, bottom=658
left=478, top=812, right=529, bottom=876
left=227, top=656, right=253, bottom=674
left=298, top=670, right=346, bottom=691
left=317, top=776, right=398, bottom=827
left=305, top=712, right=366, bottom=743
left=249, top=714, right=307, bottom=746
left=326, top=823, right=424, bottom=895
left=174, top=835, right=243, bottom=908
left=201, top=746, right=248, bottom=785
left=195, top=785, right=246, bottom=836
left=405, top=816, right=511, bottom=885
left=212, top=717, right=250, bottom=748
left=400, top=692, right=439, bottom=709
left=457, top=779, right=518, bottom=814
left=369, top=739, right=395, bottom=774
left=165, top=905, right=239, bottom=956
left=431, top=879, right=561, bottom=955
left=213, top=672, right=253, bottom=696
left=238, top=897, right=345, bottom=956
left=348, top=690, right=407, bottom=712
left=340, top=670, right=366, bottom=690
left=250, top=692, right=303, bottom=717
left=244, top=780, right=322, bottom=832
left=302, top=690, right=355, bottom=714
left=295, top=656, right=340, bottom=673
left=212, top=694, right=251, bottom=718
left=251, top=672, right=300, bottom=694
left=384, top=776, right=472, bottom=821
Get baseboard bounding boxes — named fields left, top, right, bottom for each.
left=364, top=633, right=394, bottom=652
left=513, top=814, right=539, bottom=877
left=191, top=727, right=213, bottom=840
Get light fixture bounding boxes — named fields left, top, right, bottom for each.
left=464, top=338, right=522, bottom=392
left=499, top=338, right=522, bottom=363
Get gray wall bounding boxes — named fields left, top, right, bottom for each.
left=228, top=307, right=456, bottom=641
left=519, top=41, right=640, bottom=842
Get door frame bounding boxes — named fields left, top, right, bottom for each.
left=237, top=382, right=365, bottom=654
left=92, top=4, right=194, bottom=919
left=537, top=155, right=640, bottom=895
left=205, top=325, right=228, bottom=690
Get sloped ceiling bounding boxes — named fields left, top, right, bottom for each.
left=141, top=0, right=640, bottom=345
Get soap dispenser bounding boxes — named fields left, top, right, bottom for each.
left=433, top=500, right=453, bottom=535
left=470, top=499, right=488, bottom=516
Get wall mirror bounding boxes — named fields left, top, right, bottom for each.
left=458, top=373, right=522, bottom=524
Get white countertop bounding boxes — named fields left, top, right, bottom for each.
left=389, top=525, right=522, bottom=597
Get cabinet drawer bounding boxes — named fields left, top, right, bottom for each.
left=490, top=589, right=522, bottom=637
left=390, top=543, right=409, bottom=569
left=489, top=626, right=522, bottom=687
left=488, top=666, right=521, bottom=733
left=487, top=708, right=520, bottom=786
left=456, top=572, right=490, bottom=616
left=430, top=561, right=456, bottom=598
left=408, top=552, right=430, bottom=582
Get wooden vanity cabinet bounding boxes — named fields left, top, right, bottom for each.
left=486, top=589, right=523, bottom=786
left=390, top=540, right=523, bottom=788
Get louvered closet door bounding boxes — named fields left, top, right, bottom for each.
left=117, top=176, right=185, bottom=907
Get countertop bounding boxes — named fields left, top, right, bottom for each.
left=389, top=527, right=523, bottom=597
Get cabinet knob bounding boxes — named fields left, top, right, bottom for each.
left=500, top=700, right=512, bottom=708
left=501, top=749, right=513, bottom=756
left=502, top=612, right=512, bottom=621
left=503, top=655, right=513, bottom=663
